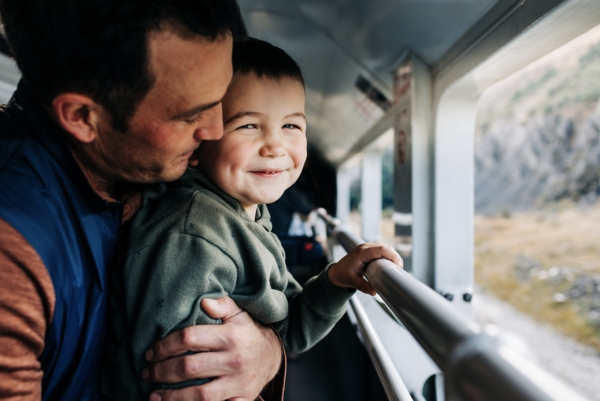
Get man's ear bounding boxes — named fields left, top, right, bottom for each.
left=52, top=93, right=101, bottom=144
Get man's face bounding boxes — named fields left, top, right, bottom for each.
left=88, top=29, right=233, bottom=184
left=198, top=73, right=307, bottom=209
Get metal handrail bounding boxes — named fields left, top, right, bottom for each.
left=319, top=209, right=588, bottom=401
left=347, top=296, right=413, bottom=401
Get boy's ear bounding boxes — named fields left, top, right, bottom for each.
left=52, top=93, right=101, bottom=144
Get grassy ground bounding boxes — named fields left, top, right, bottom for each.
left=475, top=203, right=600, bottom=351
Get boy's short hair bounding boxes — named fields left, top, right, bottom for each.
left=233, top=36, right=304, bottom=87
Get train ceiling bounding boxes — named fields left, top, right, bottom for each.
left=238, top=0, right=503, bottom=165
left=0, top=1, right=512, bottom=165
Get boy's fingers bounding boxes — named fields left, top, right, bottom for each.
left=385, top=247, right=403, bottom=268
left=355, top=278, right=376, bottom=296
left=358, top=244, right=403, bottom=269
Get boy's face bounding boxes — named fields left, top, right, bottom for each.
left=198, top=73, right=307, bottom=212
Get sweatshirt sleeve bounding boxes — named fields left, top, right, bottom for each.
left=0, top=218, right=55, bottom=400
left=275, top=263, right=355, bottom=353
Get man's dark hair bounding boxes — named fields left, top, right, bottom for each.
left=0, top=0, right=242, bottom=132
left=232, top=36, right=304, bottom=88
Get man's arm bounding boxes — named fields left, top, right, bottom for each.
left=142, top=297, right=284, bottom=401
left=0, top=218, right=55, bottom=400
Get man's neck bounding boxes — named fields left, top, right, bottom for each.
left=71, top=150, right=118, bottom=203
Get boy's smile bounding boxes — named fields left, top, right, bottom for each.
left=197, top=72, right=307, bottom=218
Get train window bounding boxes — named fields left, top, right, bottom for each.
left=474, top=24, right=600, bottom=397
left=348, top=129, right=394, bottom=244
left=347, top=154, right=362, bottom=236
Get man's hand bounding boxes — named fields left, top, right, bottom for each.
left=327, top=243, right=403, bottom=296
left=141, top=297, right=283, bottom=401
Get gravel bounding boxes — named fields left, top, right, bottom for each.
left=473, top=288, right=600, bottom=400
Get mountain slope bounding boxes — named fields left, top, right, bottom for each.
left=475, top=30, right=600, bottom=213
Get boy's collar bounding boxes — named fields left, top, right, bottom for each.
left=175, top=168, right=273, bottom=230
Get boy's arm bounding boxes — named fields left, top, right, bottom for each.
left=275, top=264, right=355, bottom=353
left=145, top=297, right=285, bottom=401
left=112, top=232, right=285, bottom=401
left=277, top=243, right=403, bottom=353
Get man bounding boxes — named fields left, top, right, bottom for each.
left=0, top=1, right=284, bottom=400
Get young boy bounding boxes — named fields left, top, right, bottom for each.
left=102, top=37, right=402, bottom=400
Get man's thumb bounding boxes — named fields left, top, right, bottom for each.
left=201, top=296, right=243, bottom=320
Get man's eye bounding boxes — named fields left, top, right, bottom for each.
left=184, top=115, right=201, bottom=124
left=283, top=124, right=300, bottom=129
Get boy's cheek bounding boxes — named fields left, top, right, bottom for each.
left=293, top=143, right=308, bottom=163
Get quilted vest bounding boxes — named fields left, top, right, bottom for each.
left=0, top=81, right=121, bottom=400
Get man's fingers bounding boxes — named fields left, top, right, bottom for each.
left=150, top=378, right=230, bottom=401
left=143, top=296, right=279, bottom=401
left=201, top=296, right=244, bottom=321
left=145, top=325, right=229, bottom=362
left=150, top=376, right=258, bottom=401
left=145, top=297, right=245, bottom=362
left=143, top=352, right=232, bottom=384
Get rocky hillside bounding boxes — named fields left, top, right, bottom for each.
left=475, top=30, right=600, bottom=214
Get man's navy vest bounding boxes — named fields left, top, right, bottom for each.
left=0, top=81, right=122, bottom=399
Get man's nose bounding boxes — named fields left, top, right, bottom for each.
left=194, top=104, right=224, bottom=141
left=259, top=129, right=287, bottom=158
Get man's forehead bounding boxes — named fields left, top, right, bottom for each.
left=147, top=23, right=232, bottom=82
left=141, top=31, right=233, bottom=116
left=148, top=30, right=232, bottom=76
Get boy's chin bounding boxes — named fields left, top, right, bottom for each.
left=260, top=194, right=286, bottom=205
left=249, top=186, right=292, bottom=205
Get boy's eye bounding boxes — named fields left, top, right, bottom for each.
left=283, top=124, right=300, bottom=130
left=238, top=124, right=258, bottom=129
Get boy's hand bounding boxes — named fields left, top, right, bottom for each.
left=327, top=243, right=403, bottom=296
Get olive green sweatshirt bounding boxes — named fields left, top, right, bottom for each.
left=101, top=168, right=354, bottom=400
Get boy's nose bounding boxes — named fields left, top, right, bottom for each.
left=259, top=130, right=286, bottom=158
left=194, top=104, right=224, bottom=141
